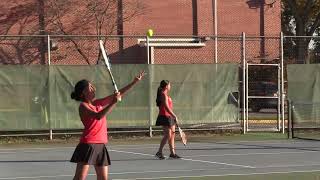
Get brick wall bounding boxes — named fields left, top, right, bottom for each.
left=0, top=0, right=281, bottom=65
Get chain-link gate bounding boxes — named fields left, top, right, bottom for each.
left=242, top=33, right=285, bottom=133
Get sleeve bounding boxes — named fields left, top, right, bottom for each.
left=93, top=95, right=114, bottom=107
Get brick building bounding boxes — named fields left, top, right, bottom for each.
left=0, top=0, right=281, bottom=65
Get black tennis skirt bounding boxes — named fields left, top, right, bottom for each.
left=70, top=143, right=111, bottom=166
left=155, top=115, right=176, bottom=126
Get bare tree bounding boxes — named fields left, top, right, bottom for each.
left=0, top=1, right=43, bottom=64
left=0, top=0, right=145, bottom=65
left=47, top=0, right=145, bottom=64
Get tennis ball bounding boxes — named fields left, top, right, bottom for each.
left=147, top=29, right=153, bottom=37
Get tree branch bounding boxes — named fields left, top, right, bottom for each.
left=307, top=11, right=320, bottom=36
left=304, top=0, right=315, bottom=16
left=286, top=0, right=299, bottom=18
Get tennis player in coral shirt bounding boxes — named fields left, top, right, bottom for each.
left=70, top=71, right=145, bottom=180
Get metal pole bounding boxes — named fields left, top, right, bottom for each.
left=147, top=36, right=153, bottom=137
left=214, top=0, right=218, bottom=63
left=147, top=36, right=150, bottom=64
left=277, top=63, right=281, bottom=131
left=47, top=35, right=51, bottom=65
left=246, top=58, right=249, bottom=132
left=242, top=32, right=246, bottom=133
left=281, top=32, right=285, bottom=133
left=47, top=35, right=52, bottom=140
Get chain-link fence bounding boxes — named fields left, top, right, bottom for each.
left=1, top=34, right=320, bottom=137
left=283, top=36, right=320, bottom=64
left=0, top=35, right=282, bottom=65
left=284, top=36, right=320, bottom=139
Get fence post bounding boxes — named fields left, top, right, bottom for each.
left=280, top=32, right=285, bottom=134
left=287, top=99, right=292, bottom=139
left=47, top=35, right=53, bottom=140
left=241, top=32, right=246, bottom=134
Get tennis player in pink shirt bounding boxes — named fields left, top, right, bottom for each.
left=155, top=80, right=181, bottom=160
left=70, top=71, right=145, bottom=180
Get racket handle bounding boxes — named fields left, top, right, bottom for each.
left=115, top=90, right=122, bottom=102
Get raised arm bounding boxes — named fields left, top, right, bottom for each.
left=80, top=93, right=120, bottom=120
left=119, top=70, right=146, bottom=97
left=94, top=71, right=145, bottom=106
left=94, top=95, right=114, bottom=107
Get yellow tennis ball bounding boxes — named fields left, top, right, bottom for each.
left=147, top=29, right=153, bottom=37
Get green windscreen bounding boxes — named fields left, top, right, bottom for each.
left=0, top=64, right=238, bottom=131
left=0, top=66, right=49, bottom=130
left=287, top=64, right=320, bottom=140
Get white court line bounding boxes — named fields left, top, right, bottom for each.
left=0, top=173, right=96, bottom=180
left=0, top=147, right=74, bottom=151
left=111, top=168, right=232, bottom=175
left=0, top=140, right=291, bottom=151
left=2, top=165, right=320, bottom=179
left=110, top=149, right=255, bottom=168
left=183, top=151, right=319, bottom=158
left=259, top=163, right=320, bottom=168
left=0, top=145, right=318, bottom=157
left=180, top=157, right=255, bottom=168
left=0, top=169, right=223, bottom=179
left=112, top=169, right=320, bottom=180
left=0, top=175, right=73, bottom=179
left=110, top=149, right=156, bottom=157
left=0, top=139, right=316, bottom=151
left=108, top=140, right=294, bottom=149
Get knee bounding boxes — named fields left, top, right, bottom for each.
left=168, top=131, right=175, bottom=139
left=163, top=133, right=169, bottom=139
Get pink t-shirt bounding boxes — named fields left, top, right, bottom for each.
left=79, top=99, right=111, bottom=144
left=159, top=94, right=173, bottom=117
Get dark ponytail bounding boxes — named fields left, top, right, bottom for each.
left=156, top=80, right=170, bottom=107
left=71, top=79, right=89, bottom=102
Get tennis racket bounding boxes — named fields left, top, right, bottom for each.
left=99, top=40, right=121, bottom=101
left=176, top=123, right=187, bottom=146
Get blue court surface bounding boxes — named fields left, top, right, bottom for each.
left=1, top=139, right=320, bottom=179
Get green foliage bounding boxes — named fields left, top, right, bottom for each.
left=282, top=0, right=320, bottom=63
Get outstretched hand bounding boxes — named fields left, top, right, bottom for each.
left=134, top=70, right=146, bottom=82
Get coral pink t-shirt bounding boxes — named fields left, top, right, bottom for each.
left=79, top=102, right=109, bottom=144
left=159, top=94, right=173, bottom=117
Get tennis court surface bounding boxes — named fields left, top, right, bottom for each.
left=1, top=138, right=320, bottom=180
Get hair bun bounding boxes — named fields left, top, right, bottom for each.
left=71, top=92, right=76, bottom=99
